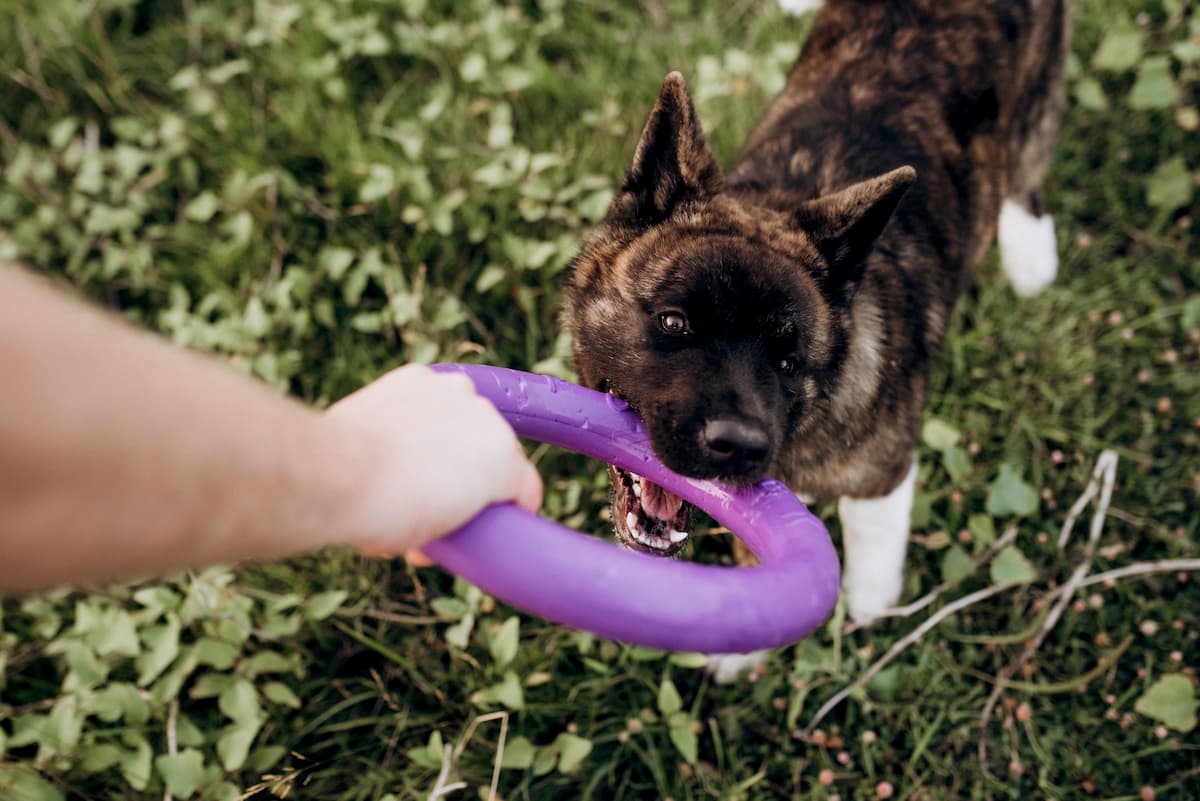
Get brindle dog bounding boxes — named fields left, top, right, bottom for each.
left=562, top=0, right=1068, bottom=672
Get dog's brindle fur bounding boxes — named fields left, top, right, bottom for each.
left=563, top=0, right=1067, bottom=620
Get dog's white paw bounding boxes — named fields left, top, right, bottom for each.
left=842, top=572, right=902, bottom=626
left=705, top=651, right=768, bottom=684
left=998, top=200, right=1058, bottom=297
left=778, top=0, right=823, bottom=15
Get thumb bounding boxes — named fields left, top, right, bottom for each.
left=514, top=459, right=543, bottom=516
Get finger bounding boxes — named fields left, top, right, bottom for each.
left=514, top=458, right=543, bottom=515
left=406, top=548, right=434, bottom=567
left=433, top=370, right=477, bottom=396
left=358, top=544, right=401, bottom=559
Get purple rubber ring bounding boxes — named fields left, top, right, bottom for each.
left=424, top=364, right=840, bottom=653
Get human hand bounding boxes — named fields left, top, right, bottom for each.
left=325, top=365, right=543, bottom=557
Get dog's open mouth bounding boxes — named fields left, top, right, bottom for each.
left=610, top=464, right=692, bottom=556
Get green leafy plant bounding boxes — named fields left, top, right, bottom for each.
left=2, top=0, right=1198, bottom=798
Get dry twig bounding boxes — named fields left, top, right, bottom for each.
left=162, top=699, right=179, bottom=801
left=845, top=525, right=1020, bottom=632
left=977, top=450, right=1118, bottom=769
left=801, top=580, right=1022, bottom=735
left=424, top=712, right=511, bottom=801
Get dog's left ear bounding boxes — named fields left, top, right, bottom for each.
left=795, top=166, right=916, bottom=290
left=607, top=72, right=723, bottom=227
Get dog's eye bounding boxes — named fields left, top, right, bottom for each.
left=658, top=311, right=690, bottom=335
left=779, top=356, right=801, bottom=375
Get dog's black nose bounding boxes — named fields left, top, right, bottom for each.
left=701, top=418, right=769, bottom=475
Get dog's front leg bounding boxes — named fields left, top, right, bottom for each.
left=837, top=458, right=917, bottom=624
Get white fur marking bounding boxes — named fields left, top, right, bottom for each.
left=998, top=200, right=1058, bottom=296
left=778, top=0, right=824, bottom=15
left=838, top=459, right=917, bottom=624
left=831, top=299, right=884, bottom=419
left=706, top=650, right=769, bottom=684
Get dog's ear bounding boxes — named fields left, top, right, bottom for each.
left=607, top=72, right=723, bottom=227
left=795, top=166, right=916, bottom=289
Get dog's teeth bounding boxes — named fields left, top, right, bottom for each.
left=669, top=529, right=688, bottom=544
left=625, top=512, right=638, bottom=531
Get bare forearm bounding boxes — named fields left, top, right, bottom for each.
left=0, top=266, right=370, bottom=594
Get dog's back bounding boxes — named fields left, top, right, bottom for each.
left=732, top=0, right=1069, bottom=327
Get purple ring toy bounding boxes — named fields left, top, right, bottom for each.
left=424, top=364, right=840, bottom=653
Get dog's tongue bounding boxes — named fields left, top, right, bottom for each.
left=641, top=479, right=683, bottom=521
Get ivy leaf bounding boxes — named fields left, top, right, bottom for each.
left=194, top=637, right=238, bottom=669
left=407, top=731, right=444, bottom=770
left=1092, top=25, right=1143, bottom=71
left=475, top=264, right=507, bottom=294
left=359, top=164, right=395, bottom=203
left=989, top=546, right=1038, bottom=586
left=658, top=678, right=683, bottom=717
left=80, top=743, right=122, bottom=772
left=943, top=446, right=971, bottom=483
left=262, top=681, right=301, bottom=709
left=155, top=749, right=206, bottom=798
left=940, top=545, right=975, bottom=587
left=1145, top=156, right=1194, bottom=214
left=217, top=720, right=262, bottom=771
left=986, top=464, right=1039, bottom=517
left=184, top=191, right=220, bottom=222
left=241, top=651, right=293, bottom=678
left=1172, top=39, right=1200, bottom=64
left=921, top=418, right=961, bottom=451
left=1128, top=56, right=1180, bottom=110
left=500, top=736, right=536, bottom=770
left=305, top=591, right=348, bottom=621
left=668, top=652, right=710, bottom=669
left=1135, top=675, right=1197, bottom=732
left=0, top=765, right=65, bottom=801
left=1182, top=296, right=1200, bottom=332
left=554, top=733, right=593, bottom=774
left=531, top=747, right=557, bottom=776
left=87, top=609, right=140, bottom=657
left=627, top=646, right=666, bottom=662
left=868, top=665, right=903, bottom=702
left=968, top=514, right=997, bottom=551
left=136, top=615, right=181, bottom=686
left=319, top=247, right=356, bottom=280
left=444, top=613, right=475, bottom=649
left=91, top=682, right=148, bottom=724
left=667, top=712, right=699, bottom=764
left=474, top=671, right=524, bottom=710
left=1074, top=76, right=1108, bottom=111
left=431, top=597, right=469, bottom=619
left=118, top=735, right=153, bottom=791
left=576, top=188, right=614, bottom=222
left=218, top=679, right=262, bottom=724
left=248, top=746, right=287, bottom=773
left=489, top=616, right=520, bottom=669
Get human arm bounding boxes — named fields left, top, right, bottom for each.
left=0, top=265, right=541, bottom=595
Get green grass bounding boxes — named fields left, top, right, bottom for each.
left=2, top=1, right=1198, bottom=799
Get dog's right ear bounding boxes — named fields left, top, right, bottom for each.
left=606, top=72, right=723, bottom=228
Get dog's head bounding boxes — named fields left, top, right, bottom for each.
left=563, top=72, right=914, bottom=555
